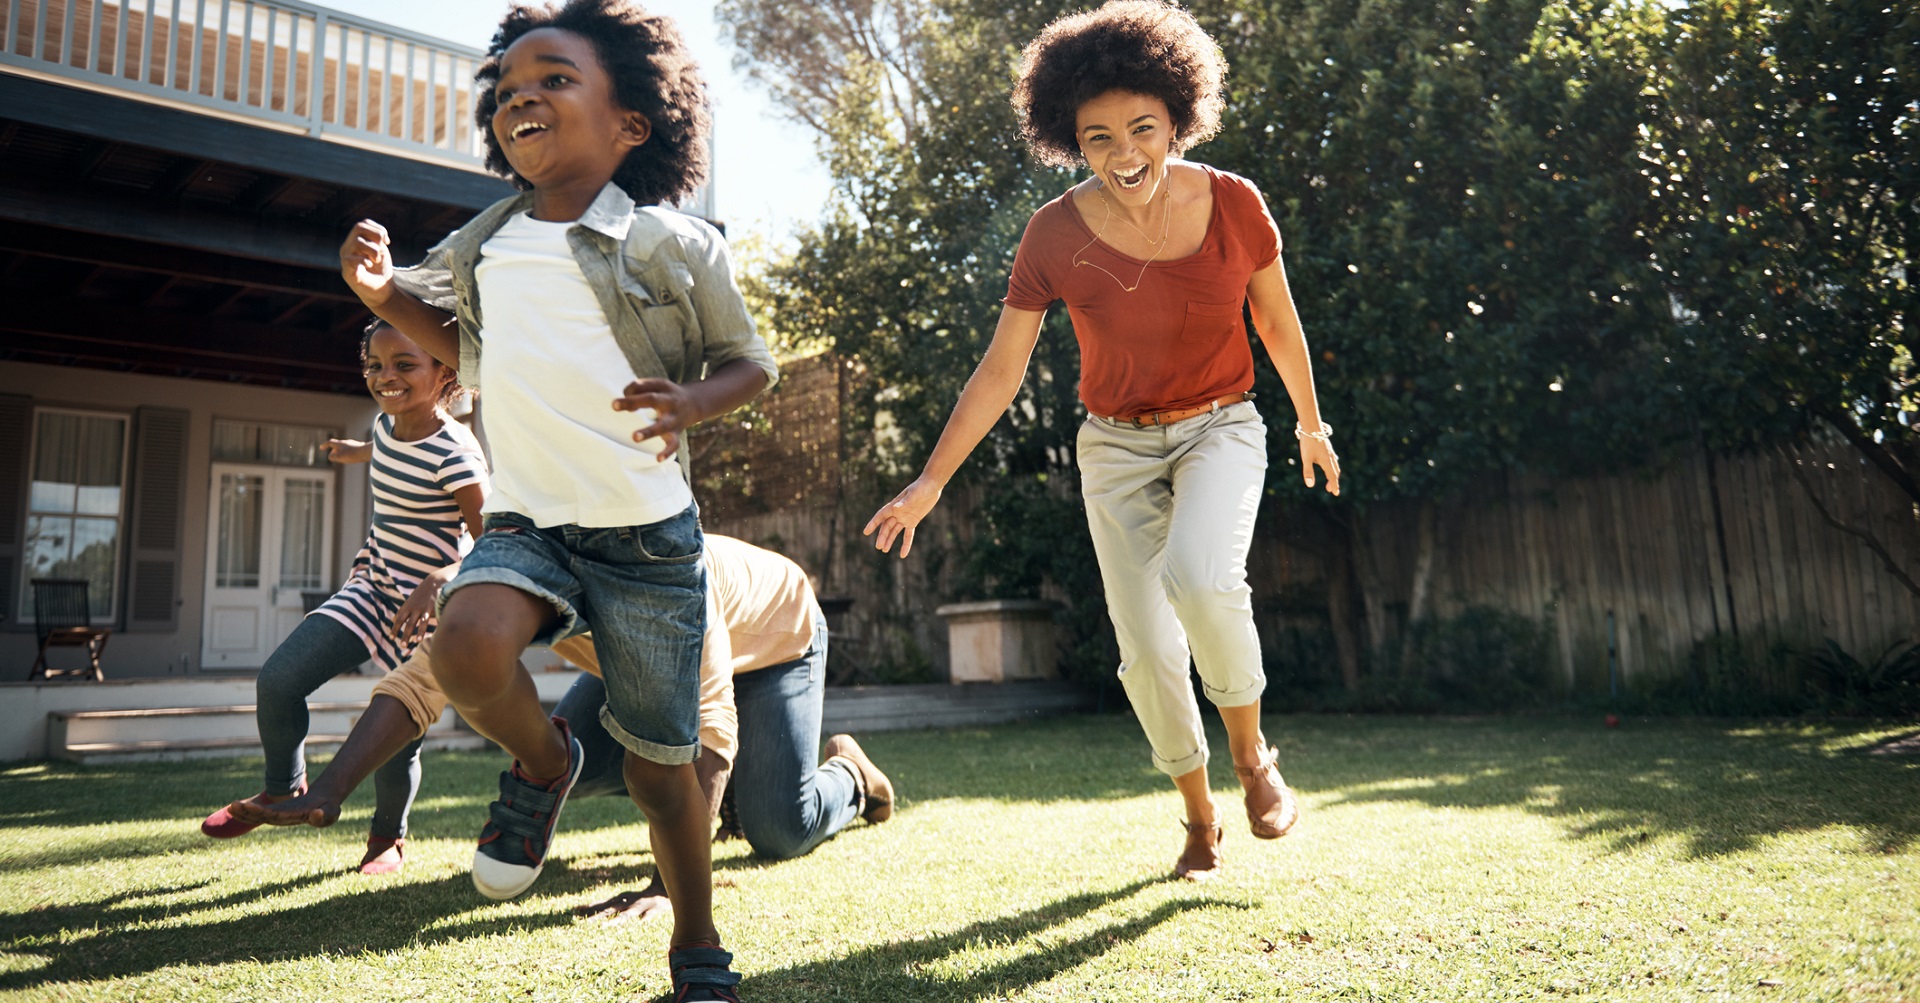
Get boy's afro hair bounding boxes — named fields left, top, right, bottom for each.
left=475, top=0, right=710, bottom=206
left=1011, top=0, right=1226, bottom=169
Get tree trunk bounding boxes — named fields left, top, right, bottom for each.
left=1398, top=499, right=1439, bottom=675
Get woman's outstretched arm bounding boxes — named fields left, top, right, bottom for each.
left=863, top=305, right=1048, bottom=557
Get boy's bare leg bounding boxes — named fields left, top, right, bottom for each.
left=230, top=695, right=418, bottom=828
left=578, top=750, right=731, bottom=923
left=624, top=752, right=719, bottom=947
left=432, top=583, right=569, bottom=779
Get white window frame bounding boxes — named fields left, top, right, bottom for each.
left=20, top=407, right=131, bottom=625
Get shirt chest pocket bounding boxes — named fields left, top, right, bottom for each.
left=617, top=259, right=698, bottom=377
left=1179, top=300, right=1242, bottom=345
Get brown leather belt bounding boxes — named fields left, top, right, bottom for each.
left=1100, top=392, right=1254, bottom=428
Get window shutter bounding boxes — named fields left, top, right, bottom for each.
left=0, top=395, right=27, bottom=625
left=126, top=407, right=188, bottom=632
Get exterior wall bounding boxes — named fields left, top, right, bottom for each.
left=2, top=360, right=376, bottom=679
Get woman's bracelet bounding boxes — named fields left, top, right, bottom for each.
left=1295, top=421, right=1334, bottom=442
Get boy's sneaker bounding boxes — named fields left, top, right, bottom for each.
left=471, top=717, right=584, bottom=900
left=668, top=942, right=743, bottom=1002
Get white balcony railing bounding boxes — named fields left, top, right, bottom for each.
left=0, top=0, right=489, bottom=171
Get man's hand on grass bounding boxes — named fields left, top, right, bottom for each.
left=575, top=875, right=670, bottom=923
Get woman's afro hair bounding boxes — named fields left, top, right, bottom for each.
left=1011, top=0, right=1227, bottom=169
left=475, top=0, right=710, bottom=206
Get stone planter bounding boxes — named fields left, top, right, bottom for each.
left=933, top=599, right=1063, bottom=684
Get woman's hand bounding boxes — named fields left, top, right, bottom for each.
left=863, top=477, right=943, bottom=558
left=1299, top=436, right=1341, bottom=496
left=321, top=438, right=370, bottom=464
left=392, top=566, right=457, bottom=645
left=340, top=220, right=396, bottom=307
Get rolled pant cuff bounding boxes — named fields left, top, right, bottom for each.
left=1204, top=676, right=1266, bottom=708
left=598, top=703, right=699, bottom=766
left=436, top=566, right=583, bottom=645
left=1153, top=747, right=1208, bottom=778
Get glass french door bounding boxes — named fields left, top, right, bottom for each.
left=201, top=464, right=336, bottom=669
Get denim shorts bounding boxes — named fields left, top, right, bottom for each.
left=441, top=504, right=707, bottom=765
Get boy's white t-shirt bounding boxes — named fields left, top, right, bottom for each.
left=474, top=211, right=694, bottom=528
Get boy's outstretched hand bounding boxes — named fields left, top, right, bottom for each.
left=613, top=378, right=695, bottom=462
left=340, top=220, right=396, bottom=307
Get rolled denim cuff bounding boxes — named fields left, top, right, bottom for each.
left=437, top=566, right=585, bottom=647
left=598, top=703, right=700, bottom=766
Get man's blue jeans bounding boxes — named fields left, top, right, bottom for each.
left=559, top=614, right=859, bottom=859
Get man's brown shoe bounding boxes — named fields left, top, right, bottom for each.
left=824, top=734, right=893, bottom=823
left=1234, top=745, right=1299, bottom=839
left=1174, top=819, right=1223, bottom=881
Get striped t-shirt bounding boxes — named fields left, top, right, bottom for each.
left=314, top=413, right=488, bottom=670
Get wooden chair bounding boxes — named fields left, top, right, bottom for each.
left=29, top=578, right=109, bottom=682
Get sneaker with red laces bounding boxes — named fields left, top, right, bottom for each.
left=471, top=717, right=584, bottom=900
left=200, top=785, right=305, bottom=839
left=669, top=942, right=743, bottom=1002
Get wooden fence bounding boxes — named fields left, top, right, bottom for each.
left=694, top=357, right=1920, bottom=692
left=1350, top=443, right=1920, bottom=694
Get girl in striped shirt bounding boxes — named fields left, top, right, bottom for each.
left=202, top=320, right=488, bottom=875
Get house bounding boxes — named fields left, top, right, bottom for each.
left=0, top=0, right=514, bottom=680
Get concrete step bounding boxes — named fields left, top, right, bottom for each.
left=822, top=680, right=1092, bottom=735
left=48, top=702, right=485, bottom=765
left=41, top=678, right=1092, bottom=764
left=54, top=703, right=373, bottom=747
left=57, top=732, right=492, bottom=765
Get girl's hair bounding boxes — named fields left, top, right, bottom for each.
left=474, top=0, right=711, bottom=207
left=360, top=319, right=465, bottom=409
left=1011, top=0, right=1227, bottom=169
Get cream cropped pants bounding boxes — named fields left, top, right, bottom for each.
left=1077, top=400, right=1268, bottom=777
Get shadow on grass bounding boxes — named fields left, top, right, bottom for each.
left=0, top=864, right=1223, bottom=999
left=733, top=877, right=1238, bottom=1003
left=856, top=712, right=1920, bottom=857
left=1298, top=716, right=1920, bottom=857
left=0, top=753, right=643, bottom=837
left=0, top=870, right=575, bottom=990
left=7, top=714, right=1917, bottom=874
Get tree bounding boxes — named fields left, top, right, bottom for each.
left=723, top=0, right=1914, bottom=695
left=1201, top=0, right=1682, bottom=680
left=1650, top=0, right=1917, bottom=592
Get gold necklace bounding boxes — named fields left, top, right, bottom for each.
left=1071, top=180, right=1173, bottom=293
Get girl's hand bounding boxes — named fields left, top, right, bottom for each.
left=340, top=220, right=396, bottom=307
left=864, top=477, right=943, bottom=558
left=1300, top=436, right=1341, bottom=496
left=392, top=566, right=456, bottom=645
left=613, top=378, right=695, bottom=462
left=321, top=438, right=371, bottom=464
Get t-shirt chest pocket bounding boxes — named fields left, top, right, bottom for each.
left=1179, top=299, right=1242, bottom=345
left=618, top=259, right=697, bottom=376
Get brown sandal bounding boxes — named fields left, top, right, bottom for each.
left=1234, top=745, right=1300, bottom=839
left=1174, top=819, right=1223, bottom=881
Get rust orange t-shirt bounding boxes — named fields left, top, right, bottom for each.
left=1004, top=164, right=1281, bottom=420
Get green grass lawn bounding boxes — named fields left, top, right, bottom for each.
left=2, top=712, right=1917, bottom=1002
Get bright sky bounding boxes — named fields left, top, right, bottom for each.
left=315, top=0, right=834, bottom=240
